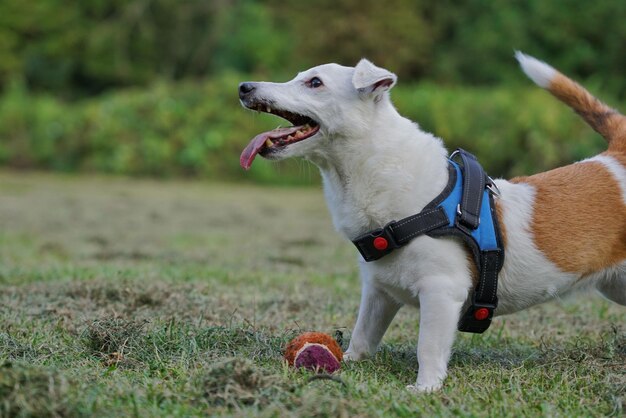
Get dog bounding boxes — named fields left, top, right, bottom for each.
left=238, top=52, right=626, bottom=392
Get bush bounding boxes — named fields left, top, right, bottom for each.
left=0, top=76, right=614, bottom=184
left=393, top=83, right=608, bottom=178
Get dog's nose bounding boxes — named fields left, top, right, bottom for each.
left=239, top=82, right=256, bottom=99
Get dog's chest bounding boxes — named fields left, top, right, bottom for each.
left=361, top=235, right=476, bottom=304
left=322, top=176, right=430, bottom=240
left=323, top=190, right=382, bottom=240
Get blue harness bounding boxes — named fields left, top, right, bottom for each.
left=352, top=149, right=505, bottom=333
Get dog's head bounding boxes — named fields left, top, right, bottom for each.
left=238, top=59, right=397, bottom=169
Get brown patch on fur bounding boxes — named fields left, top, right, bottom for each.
left=494, top=199, right=507, bottom=249
left=549, top=73, right=626, bottom=151
left=511, top=157, right=626, bottom=274
left=467, top=253, right=479, bottom=286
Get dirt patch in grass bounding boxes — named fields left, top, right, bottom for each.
left=84, top=317, right=148, bottom=368
left=195, top=358, right=286, bottom=408
left=81, top=314, right=299, bottom=373
left=1, top=276, right=351, bottom=341
left=64, top=280, right=168, bottom=310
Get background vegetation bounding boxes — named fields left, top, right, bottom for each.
left=0, top=0, right=625, bottom=182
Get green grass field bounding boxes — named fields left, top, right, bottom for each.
left=0, top=171, right=624, bottom=417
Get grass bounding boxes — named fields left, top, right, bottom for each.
left=0, top=171, right=624, bottom=417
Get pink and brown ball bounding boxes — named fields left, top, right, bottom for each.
left=284, top=332, right=343, bottom=373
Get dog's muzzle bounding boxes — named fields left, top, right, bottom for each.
left=239, top=82, right=257, bottom=101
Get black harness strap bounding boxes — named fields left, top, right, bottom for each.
left=457, top=248, right=502, bottom=333
left=351, top=149, right=505, bottom=334
left=353, top=208, right=450, bottom=262
left=455, top=150, right=485, bottom=229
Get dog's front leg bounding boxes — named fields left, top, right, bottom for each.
left=344, top=277, right=402, bottom=361
left=408, top=281, right=466, bottom=392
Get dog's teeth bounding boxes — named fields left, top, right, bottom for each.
left=265, top=139, right=273, bottom=147
left=266, top=106, right=271, bottom=113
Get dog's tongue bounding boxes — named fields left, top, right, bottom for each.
left=240, top=126, right=300, bottom=170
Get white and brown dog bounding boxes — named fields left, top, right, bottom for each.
left=238, top=53, right=626, bottom=392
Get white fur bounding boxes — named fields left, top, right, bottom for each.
left=241, top=57, right=625, bottom=392
left=595, top=262, right=626, bottom=305
left=515, top=51, right=556, bottom=88
left=352, top=59, right=397, bottom=96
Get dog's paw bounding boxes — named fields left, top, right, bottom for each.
left=342, top=350, right=369, bottom=362
left=406, top=382, right=443, bottom=393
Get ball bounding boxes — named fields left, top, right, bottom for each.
left=284, top=332, right=343, bottom=373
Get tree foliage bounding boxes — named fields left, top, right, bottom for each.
left=0, top=0, right=288, bottom=96
left=0, top=0, right=624, bottom=96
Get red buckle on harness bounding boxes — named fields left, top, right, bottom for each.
left=373, top=237, right=389, bottom=251
left=473, top=307, right=490, bottom=321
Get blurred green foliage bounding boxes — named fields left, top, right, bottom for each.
left=0, top=0, right=293, bottom=96
left=0, top=0, right=625, bottom=96
left=0, top=0, right=623, bottom=182
left=0, top=74, right=611, bottom=184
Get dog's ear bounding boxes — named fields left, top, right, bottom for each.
left=352, top=59, right=397, bottom=98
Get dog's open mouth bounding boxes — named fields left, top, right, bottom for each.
left=240, top=104, right=320, bottom=170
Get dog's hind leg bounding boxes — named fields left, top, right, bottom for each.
left=344, top=278, right=403, bottom=361
left=596, top=270, right=626, bottom=305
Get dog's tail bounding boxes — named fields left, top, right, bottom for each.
left=515, top=51, right=626, bottom=151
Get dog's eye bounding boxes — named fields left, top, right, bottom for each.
left=307, top=77, right=323, bottom=88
